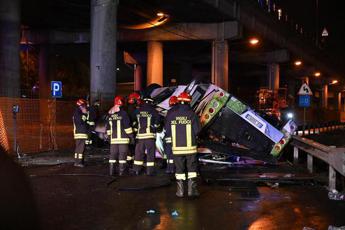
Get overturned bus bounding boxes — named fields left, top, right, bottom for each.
left=95, top=80, right=296, bottom=163
left=146, top=80, right=297, bottom=161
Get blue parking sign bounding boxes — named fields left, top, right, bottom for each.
left=299, top=95, right=310, bottom=107
left=51, top=81, right=62, bottom=98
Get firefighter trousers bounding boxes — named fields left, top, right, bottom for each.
left=109, top=144, right=128, bottom=167
left=127, top=144, right=135, bottom=162
left=74, top=139, right=86, bottom=163
left=134, top=139, right=155, bottom=173
left=174, top=154, right=198, bottom=180
left=165, top=143, right=175, bottom=172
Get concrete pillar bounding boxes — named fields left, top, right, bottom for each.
left=0, top=0, right=20, bottom=97
left=147, top=41, right=163, bottom=86
left=329, top=166, right=336, bottom=191
left=134, top=64, right=142, bottom=91
left=90, top=0, right=117, bottom=103
left=337, top=92, right=342, bottom=111
left=322, top=84, right=328, bottom=109
left=267, top=63, right=280, bottom=91
left=211, top=40, right=229, bottom=90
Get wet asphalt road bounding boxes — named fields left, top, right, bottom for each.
left=25, top=162, right=345, bottom=230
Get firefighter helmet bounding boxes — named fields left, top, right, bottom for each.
left=76, top=99, right=87, bottom=107
left=177, top=92, right=192, bottom=103
left=114, top=96, right=124, bottom=106
left=128, top=92, right=141, bottom=104
left=169, top=95, right=178, bottom=106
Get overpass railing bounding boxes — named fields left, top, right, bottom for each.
left=295, top=122, right=345, bottom=136
left=291, top=135, right=345, bottom=191
left=254, top=0, right=317, bottom=45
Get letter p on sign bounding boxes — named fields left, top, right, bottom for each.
left=51, top=81, right=62, bottom=98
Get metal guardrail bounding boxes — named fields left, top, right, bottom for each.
left=295, top=123, right=345, bottom=136
left=291, top=135, right=345, bottom=190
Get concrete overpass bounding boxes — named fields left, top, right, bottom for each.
left=0, top=0, right=342, bottom=109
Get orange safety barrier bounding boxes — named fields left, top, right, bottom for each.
left=0, top=108, right=10, bottom=152
left=0, top=97, right=75, bottom=155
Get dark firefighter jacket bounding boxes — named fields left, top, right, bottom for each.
left=164, top=104, right=179, bottom=143
left=87, top=105, right=99, bottom=127
left=73, top=108, right=88, bottom=139
left=136, top=103, right=160, bottom=139
left=164, top=103, right=201, bottom=155
left=106, top=109, right=134, bottom=144
left=127, top=104, right=139, bottom=129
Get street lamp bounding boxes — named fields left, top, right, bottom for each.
left=294, top=60, right=302, bottom=66
left=249, top=38, right=260, bottom=46
left=330, top=80, right=338, bottom=85
left=277, top=9, right=282, bottom=20
left=122, top=12, right=169, bottom=29
left=314, top=72, right=321, bottom=77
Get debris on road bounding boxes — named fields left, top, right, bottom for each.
left=283, top=174, right=294, bottom=178
left=328, top=190, right=345, bottom=201
left=328, top=225, right=345, bottom=230
left=171, top=210, right=179, bottom=217
left=303, top=227, right=315, bottom=230
left=266, top=182, right=279, bottom=189
left=146, top=209, right=156, bottom=214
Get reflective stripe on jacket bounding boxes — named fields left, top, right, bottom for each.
left=136, top=103, right=160, bottom=140
left=164, top=104, right=201, bottom=155
left=106, top=109, right=133, bottom=144
left=164, top=104, right=178, bottom=144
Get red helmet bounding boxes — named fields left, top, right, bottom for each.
left=114, top=96, right=124, bottom=106
left=76, top=99, right=87, bottom=107
left=177, top=92, right=192, bottom=103
left=128, top=92, right=141, bottom=104
left=169, top=96, right=178, bottom=106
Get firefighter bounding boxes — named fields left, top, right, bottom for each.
left=165, top=92, right=201, bottom=197
left=86, top=100, right=100, bottom=146
left=164, top=95, right=179, bottom=174
left=106, top=96, right=134, bottom=176
left=72, top=99, right=89, bottom=167
left=133, top=96, right=160, bottom=176
left=126, top=92, right=141, bottom=164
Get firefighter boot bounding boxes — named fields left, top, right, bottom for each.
left=74, top=159, right=85, bottom=168
left=176, top=180, right=184, bottom=198
left=146, top=167, right=154, bottom=176
left=165, top=163, right=172, bottom=174
left=119, top=164, right=126, bottom=176
left=133, top=165, right=142, bottom=175
left=167, top=163, right=175, bottom=174
left=109, top=163, right=115, bottom=176
left=188, top=179, right=200, bottom=197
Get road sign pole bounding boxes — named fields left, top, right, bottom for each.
left=303, top=107, right=306, bottom=133
left=298, top=83, right=312, bottom=132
